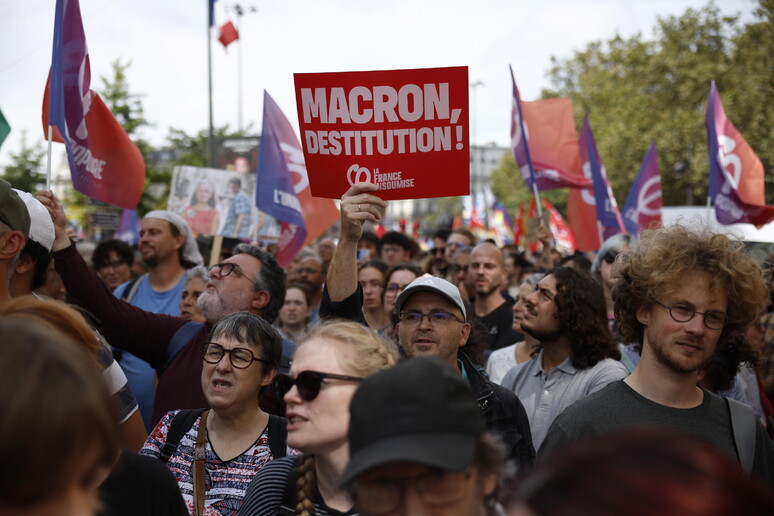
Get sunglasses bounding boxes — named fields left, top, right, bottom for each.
left=274, top=371, right=364, bottom=401
left=602, top=250, right=619, bottom=264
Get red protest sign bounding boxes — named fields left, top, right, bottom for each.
left=293, top=66, right=470, bottom=200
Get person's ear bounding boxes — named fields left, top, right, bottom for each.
left=0, top=232, right=25, bottom=261
left=251, top=290, right=270, bottom=313
left=636, top=304, right=650, bottom=326
left=458, top=322, right=472, bottom=348
left=14, top=253, right=35, bottom=275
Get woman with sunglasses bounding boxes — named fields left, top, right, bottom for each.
left=140, top=311, right=285, bottom=515
left=238, top=321, right=399, bottom=516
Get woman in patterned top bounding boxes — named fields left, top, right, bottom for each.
left=141, top=311, right=285, bottom=515
left=238, top=320, right=399, bottom=516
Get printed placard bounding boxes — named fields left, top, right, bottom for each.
left=294, top=66, right=470, bottom=200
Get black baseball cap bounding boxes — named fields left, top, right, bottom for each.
left=340, top=357, right=485, bottom=487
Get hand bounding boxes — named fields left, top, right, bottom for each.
left=35, top=190, right=71, bottom=252
left=340, top=182, right=387, bottom=243
left=536, top=224, right=552, bottom=246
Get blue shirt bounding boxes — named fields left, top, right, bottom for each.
left=114, top=273, right=188, bottom=431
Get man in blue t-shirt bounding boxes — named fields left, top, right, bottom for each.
left=114, top=211, right=202, bottom=430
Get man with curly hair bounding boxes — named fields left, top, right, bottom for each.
left=541, top=226, right=774, bottom=486
left=500, top=266, right=628, bottom=450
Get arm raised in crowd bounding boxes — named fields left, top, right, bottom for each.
left=326, top=182, right=386, bottom=302
left=36, top=191, right=185, bottom=366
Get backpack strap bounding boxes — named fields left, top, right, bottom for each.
left=267, top=414, right=288, bottom=459
left=726, top=397, right=757, bottom=473
left=120, top=275, right=144, bottom=302
left=158, top=408, right=206, bottom=464
left=158, top=321, right=206, bottom=374
left=276, top=456, right=301, bottom=516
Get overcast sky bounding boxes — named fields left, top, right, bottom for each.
left=0, top=0, right=756, bottom=170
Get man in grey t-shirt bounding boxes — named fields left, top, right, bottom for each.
left=501, top=266, right=628, bottom=450
left=541, top=226, right=774, bottom=487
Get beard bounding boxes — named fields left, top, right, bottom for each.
left=521, top=320, right=563, bottom=343
left=645, top=326, right=711, bottom=374
left=198, top=287, right=252, bottom=324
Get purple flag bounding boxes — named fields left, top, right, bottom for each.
left=622, top=141, right=662, bottom=237
left=579, top=114, right=624, bottom=239
left=509, top=65, right=538, bottom=190
left=45, top=0, right=145, bottom=209
left=115, top=209, right=140, bottom=245
left=255, top=90, right=307, bottom=267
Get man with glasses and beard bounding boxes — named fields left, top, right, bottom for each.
left=540, top=226, right=774, bottom=487
left=500, top=266, right=628, bottom=451
left=36, top=192, right=294, bottom=428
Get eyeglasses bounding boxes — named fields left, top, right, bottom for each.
left=602, top=250, right=619, bottom=264
left=274, top=370, right=364, bottom=401
left=385, top=282, right=409, bottom=295
left=201, top=342, right=269, bottom=369
left=432, top=247, right=446, bottom=256
left=354, top=469, right=472, bottom=514
left=208, top=262, right=260, bottom=288
left=653, top=300, right=728, bottom=330
left=398, top=311, right=464, bottom=326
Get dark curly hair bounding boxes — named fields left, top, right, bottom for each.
left=612, top=225, right=769, bottom=353
left=700, top=332, right=758, bottom=393
left=233, top=243, right=286, bottom=324
left=551, top=267, right=620, bottom=369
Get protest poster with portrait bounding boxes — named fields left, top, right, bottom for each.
left=293, top=66, right=470, bottom=200
left=167, top=165, right=280, bottom=240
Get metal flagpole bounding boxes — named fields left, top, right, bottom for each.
left=207, top=0, right=216, bottom=168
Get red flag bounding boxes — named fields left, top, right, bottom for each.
left=567, top=188, right=600, bottom=252
left=218, top=21, right=239, bottom=48
left=43, top=0, right=144, bottom=209
left=706, top=81, right=774, bottom=227
left=544, top=198, right=576, bottom=253
left=519, top=97, right=591, bottom=190
left=512, top=203, right=525, bottom=247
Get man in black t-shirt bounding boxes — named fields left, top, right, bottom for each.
left=468, top=242, right=520, bottom=351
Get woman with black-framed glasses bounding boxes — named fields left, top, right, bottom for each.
left=140, top=312, right=287, bottom=515
left=239, top=321, right=399, bottom=516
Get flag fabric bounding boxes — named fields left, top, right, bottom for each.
left=706, top=81, right=774, bottom=227
left=0, top=108, right=10, bottom=150
left=623, top=140, right=662, bottom=237
left=512, top=203, right=525, bottom=247
left=218, top=21, right=239, bottom=48
left=43, top=0, right=145, bottom=209
left=255, top=90, right=339, bottom=267
left=543, top=198, right=576, bottom=254
left=579, top=114, right=624, bottom=241
left=567, top=188, right=601, bottom=252
left=115, top=209, right=140, bottom=245
left=510, top=66, right=591, bottom=191
left=490, top=202, right=514, bottom=246
left=462, top=195, right=485, bottom=231
left=209, top=0, right=218, bottom=26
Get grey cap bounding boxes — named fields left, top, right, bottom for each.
left=395, top=274, right=466, bottom=321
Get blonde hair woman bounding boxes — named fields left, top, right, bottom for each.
left=238, top=320, right=399, bottom=515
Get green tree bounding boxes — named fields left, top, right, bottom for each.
left=543, top=2, right=766, bottom=207
left=1, top=131, right=46, bottom=193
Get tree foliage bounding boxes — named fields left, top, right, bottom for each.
left=543, top=1, right=774, bottom=206
left=0, top=131, right=46, bottom=193
left=490, top=151, right=568, bottom=215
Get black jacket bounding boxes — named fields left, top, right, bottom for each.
left=320, top=284, right=536, bottom=471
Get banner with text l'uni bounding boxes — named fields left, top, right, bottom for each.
left=706, top=81, right=774, bottom=227
left=256, top=90, right=339, bottom=266
left=510, top=66, right=590, bottom=191
left=623, top=140, right=662, bottom=237
left=294, top=66, right=469, bottom=200
left=43, top=0, right=145, bottom=209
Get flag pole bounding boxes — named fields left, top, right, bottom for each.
left=207, top=0, right=216, bottom=168
left=46, top=126, right=53, bottom=190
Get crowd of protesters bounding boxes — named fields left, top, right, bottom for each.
left=2, top=176, right=774, bottom=515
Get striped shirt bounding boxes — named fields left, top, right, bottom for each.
left=141, top=410, right=286, bottom=516
left=238, top=456, right=357, bottom=516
